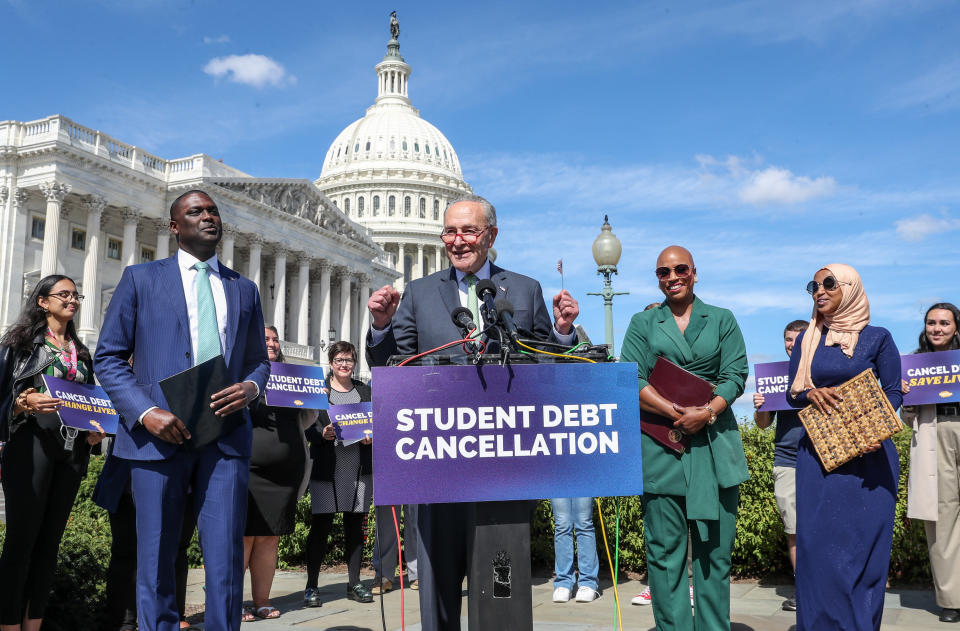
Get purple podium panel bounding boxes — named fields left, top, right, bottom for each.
left=902, top=349, right=960, bottom=405
left=371, top=362, right=642, bottom=505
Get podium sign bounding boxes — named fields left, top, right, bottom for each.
left=371, top=362, right=642, bottom=505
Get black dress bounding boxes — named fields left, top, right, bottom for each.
left=246, top=396, right=308, bottom=536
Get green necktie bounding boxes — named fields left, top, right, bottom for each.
left=194, top=261, right=222, bottom=364
left=465, top=273, right=480, bottom=334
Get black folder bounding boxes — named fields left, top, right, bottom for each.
left=159, top=355, right=244, bottom=451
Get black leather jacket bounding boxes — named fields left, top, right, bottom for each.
left=0, top=333, right=93, bottom=441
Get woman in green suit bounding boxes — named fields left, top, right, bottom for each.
left=620, top=245, right=749, bottom=631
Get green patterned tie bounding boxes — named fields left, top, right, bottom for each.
left=465, top=273, right=480, bottom=335
left=194, top=261, right=221, bottom=364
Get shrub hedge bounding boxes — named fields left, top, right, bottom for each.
left=0, top=424, right=932, bottom=629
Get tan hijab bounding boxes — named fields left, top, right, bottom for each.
left=789, top=263, right=870, bottom=395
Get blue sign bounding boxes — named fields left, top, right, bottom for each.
left=265, top=362, right=328, bottom=409
left=371, top=362, right=642, bottom=505
left=42, top=375, right=120, bottom=434
left=330, top=401, right=373, bottom=442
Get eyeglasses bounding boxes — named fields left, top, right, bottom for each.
left=440, top=226, right=488, bottom=244
left=654, top=264, right=692, bottom=280
left=47, top=291, right=85, bottom=303
left=332, top=358, right=356, bottom=366
left=806, top=276, right=849, bottom=295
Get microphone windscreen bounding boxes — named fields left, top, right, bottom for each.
left=494, top=298, right=514, bottom=316
left=476, top=278, right=497, bottom=298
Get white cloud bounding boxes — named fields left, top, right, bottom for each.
left=739, top=167, right=837, bottom=205
left=895, top=213, right=960, bottom=242
left=203, top=54, right=296, bottom=89
left=882, top=59, right=960, bottom=113
left=203, top=34, right=231, bottom=45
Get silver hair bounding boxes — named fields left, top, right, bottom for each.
left=444, top=195, right=497, bottom=227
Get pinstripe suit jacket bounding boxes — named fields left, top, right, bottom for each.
left=94, top=253, right=270, bottom=461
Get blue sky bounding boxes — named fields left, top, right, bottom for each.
left=4, top=0, right=959, bottom=417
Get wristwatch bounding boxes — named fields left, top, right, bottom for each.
left=705, top=404, right=717, bottom=425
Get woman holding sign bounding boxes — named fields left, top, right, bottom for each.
left=904, top=303, right=960, bottom=623
left=303, top=341, right=375, bottom=606
left=619, top=246, right=749, bottom=631
left=0, top=274, right=104, bottom=630
left=241, top=326, right=315, bottom=621
left=786, top=264, right=902, bottom=630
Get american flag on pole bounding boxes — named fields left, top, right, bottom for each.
left=557, top=259, right=564, bottom=291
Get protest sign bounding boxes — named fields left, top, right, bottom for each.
left=754, top=361, right=792, bottom=411
left=265, top=362, right=328, bottom=409
left=330, top=401, right=373, bottom=442
left=41, top=375, right=119, bottom=434
left=902, top=349, right=960, bottom=406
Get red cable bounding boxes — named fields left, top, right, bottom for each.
left=392, top=505, right=405, bottom=630
left=398, top=332, right=478, bottom=366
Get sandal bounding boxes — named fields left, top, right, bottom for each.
left=254, top=605, right=281, bottom=619
left=241, top=606, right=257, bottom=622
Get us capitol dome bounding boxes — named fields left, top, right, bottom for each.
left=316, top=15, right=473, bottom=291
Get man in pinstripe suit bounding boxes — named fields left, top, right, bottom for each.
left=96, top=190, right=270, bottom=631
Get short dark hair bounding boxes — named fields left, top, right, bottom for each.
left=327, top=340, right=358, bottom=365
left=784, top=320, right=807, bottom=335
left=169, top=189, right=213, bottom=219
left=918, top=303, right=960, bottom=353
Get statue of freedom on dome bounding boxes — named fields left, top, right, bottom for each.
left=390, top=11, right=400, bottom=40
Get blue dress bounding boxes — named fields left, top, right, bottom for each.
left=787, top=325, right=902, bottom=631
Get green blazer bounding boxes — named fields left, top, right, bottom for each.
left=620, top=296, right=749, bottom=522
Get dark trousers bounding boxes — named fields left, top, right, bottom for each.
left=129, top=443, right=248, bottom=631
left=417, top=502, right=474, bottom=631
left=306, top=512, right=365, bottom=587
left=105, top=491, right=197, bottom=628
left=374, top=504, right=419, bottom=581
left=0, top=419, right=88, bottom=625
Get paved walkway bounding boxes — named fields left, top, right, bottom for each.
left=185, top=568, right=954, bottom=630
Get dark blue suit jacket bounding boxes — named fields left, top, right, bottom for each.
left=366, top=262, right=556, bottom=367
left=95, top=254, right=270, bottom=461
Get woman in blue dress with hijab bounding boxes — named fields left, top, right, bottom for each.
left=786, top=263, right=902, bottom=631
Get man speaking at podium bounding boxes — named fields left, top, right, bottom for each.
left=366, top=195, right=579, bottom=630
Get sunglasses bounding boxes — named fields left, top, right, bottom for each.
left=805, top=276, right=848, bottom=295
left=654, top=264, right=692, bottom=280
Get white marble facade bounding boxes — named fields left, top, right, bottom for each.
left=0, top=116, right=398, bottom=376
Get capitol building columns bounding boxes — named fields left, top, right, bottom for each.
left=39, top=181, right=71, bottom=277
left=246, top=235, right=263, bottom=292
left=295, top=254, right=311, bottom=346
left=155, top=219, right=171, bottom=260
left=336, top=267, right=352, bottom=344
left=221, top=227, right=238, bottom=269
left=78, top=195, right=105, bottom=343
left=120, top=208, right=142, bottom=269
left=271, top=247, right=288, bottom=339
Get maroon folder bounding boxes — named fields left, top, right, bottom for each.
left=641, top=357, right=716, bottom=453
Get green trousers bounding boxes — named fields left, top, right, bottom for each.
left=643, top=486, right=739, bottom=631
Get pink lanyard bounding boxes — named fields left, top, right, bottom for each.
left=46, top=328, right=78, bottom=381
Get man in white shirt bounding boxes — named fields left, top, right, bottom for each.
left=365, top=195, right=579, bottom=631
left=96, top=190, right=270, bottom=631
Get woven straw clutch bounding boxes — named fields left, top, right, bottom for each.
left=798, top=368, right=903, bottom=472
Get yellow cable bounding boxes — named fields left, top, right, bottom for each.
left=515, top=340, right=596, bottom=363
left=595, top=498, right=624, bottom=631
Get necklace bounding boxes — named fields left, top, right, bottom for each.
left=46, top=327, right=78, bottom=380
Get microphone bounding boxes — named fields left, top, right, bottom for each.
left=451, top=307, right=477, bottom=335
left=494, top=298, right=519, bottom=342
left=475, top=279, right=499, bottom=327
